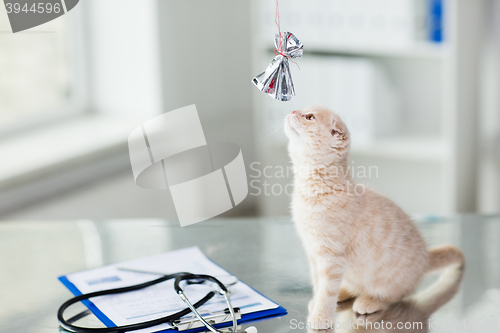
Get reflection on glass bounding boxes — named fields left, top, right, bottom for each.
left=333, top=261, right=464, bottom=332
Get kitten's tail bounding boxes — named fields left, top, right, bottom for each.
left=413, top=245, right=465, bottom=316
left=427, top=245, right=465, bottom=272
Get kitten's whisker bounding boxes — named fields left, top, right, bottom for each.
left=261, top=116, right=286, bottom=139
left=270, top=115, right=288, bottom=147
left=266, top=124, right=284, bottom=137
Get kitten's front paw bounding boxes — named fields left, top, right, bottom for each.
left=352, top=296, right=388, bottom=315
left=307, top=313, right=335, bottom=330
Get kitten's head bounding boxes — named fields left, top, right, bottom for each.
left=284, top=106, right=350, bottom=163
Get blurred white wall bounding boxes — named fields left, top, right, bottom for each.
left=478, top=0, right=500, bottom=213
left=157, top=0, right=257, bottom=215
left=84, top=0, right=163, bottom=119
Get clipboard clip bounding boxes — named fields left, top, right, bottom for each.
left=172, top=308, right=241, bottom=332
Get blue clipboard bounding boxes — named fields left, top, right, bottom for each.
left=58, top=251, right=288, bottom=333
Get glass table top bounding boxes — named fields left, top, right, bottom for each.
left=1, top=215, right=499, bottom=333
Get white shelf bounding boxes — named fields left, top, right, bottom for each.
left=260, top=41, right=451, bottom=59
left=350, top=136, right=448, bottom=162
left=306, top=42, right=451, bottom=59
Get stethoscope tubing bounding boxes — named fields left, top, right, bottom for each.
left=57, top=272, right=227, bottom=333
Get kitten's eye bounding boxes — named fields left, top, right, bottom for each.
left=305, top=114, right=315, bottom=121
left=332, top=129, right=337, bottom=136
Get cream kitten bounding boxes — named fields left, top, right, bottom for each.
left=284, top=106, right=465, bottom=330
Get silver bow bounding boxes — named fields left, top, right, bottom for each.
left=252, top=32, right=303, bottom=102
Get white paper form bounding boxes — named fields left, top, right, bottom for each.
left=63, top=247, right=278, bottom=333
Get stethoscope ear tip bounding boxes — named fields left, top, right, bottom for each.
left=244, top=326, right=258, bottom=333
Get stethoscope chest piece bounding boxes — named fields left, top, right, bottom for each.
left=171, top=307, right=241, bottom=331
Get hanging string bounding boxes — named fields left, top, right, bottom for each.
left=274, top=0, right=300, bottom=69
left=275, top=0, right=284, bottom=55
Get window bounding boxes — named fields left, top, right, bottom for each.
left=0, top=6, right=83, bottom=133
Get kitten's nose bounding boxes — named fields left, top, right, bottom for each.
left=291, top=110, right=299, bottom=115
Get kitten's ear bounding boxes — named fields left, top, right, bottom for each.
left=331, top=119, right=348, bottom=137
left=331, top=121, right=342, bottom=136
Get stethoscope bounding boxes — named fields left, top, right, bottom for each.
left=58, top=272, right=257, bottom=333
